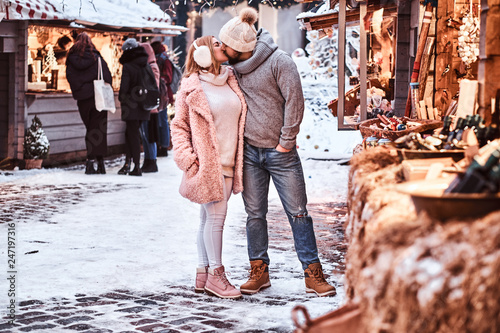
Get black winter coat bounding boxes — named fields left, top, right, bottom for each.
left=119, top=46, right=151, bottom=121
left=66, top=48, right=112, bottom=101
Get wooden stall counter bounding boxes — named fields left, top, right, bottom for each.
left=345, top=147, right=500, bottom=333
left=24, top=91, right=125, bottom=165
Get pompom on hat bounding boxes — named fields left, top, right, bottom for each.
left=219, top=8, right=258, bottom=53
left=122, top=38, right=139, bottom=51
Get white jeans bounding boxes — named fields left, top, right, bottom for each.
left=197, top=176, right=233, bottom=269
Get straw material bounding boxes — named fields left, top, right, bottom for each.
left=346, top=148, right=500, bottom=333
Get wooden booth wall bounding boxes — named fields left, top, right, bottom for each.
left=0, top=52, right=9, bottom=159
left=434, top=0, right=479, bottom=113
left=25, top=94, right=125, bottom=164
left=0, top=21, right=26, bottom=163
left=393, top=1, right=412, bottom=114
left=394, top=0, right=438, bottom=115
left=394, top=0, right=474, bottom=117
left=395, top=0, right=482, bottom=118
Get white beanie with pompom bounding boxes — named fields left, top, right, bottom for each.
left=219, top=8, right=258, bottom=53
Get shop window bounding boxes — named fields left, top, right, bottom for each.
left=336, top=0, right=397, bottom=129
left=27, top=25, right=123, bottom=93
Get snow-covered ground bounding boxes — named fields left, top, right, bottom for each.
left=0, top=39, right=363, bottom=329
left=0, top=152, right=352, bottom=330
left=0, top=155, right=350, bottom=293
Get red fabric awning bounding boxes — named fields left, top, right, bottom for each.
left=6, top=0, right=62, bottom=20
left=4, top=0, right=188, bottom=34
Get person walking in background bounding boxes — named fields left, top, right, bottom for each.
left=151, top=41, right=173, bottom=157
left=138, top=42, right=160, bottom=173
left=219, top=8, right=337, bottom=297
left=54, top=35, right=72, bottom=64
left=117, top=38, right=153, bottom=176
left=66, top=32, right=111, bottom=175
left=171, top=36, right=247, bottom=299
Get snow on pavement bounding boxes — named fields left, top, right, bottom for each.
left=1, top=154, right=351, bottom=332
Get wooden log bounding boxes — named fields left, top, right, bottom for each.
left=425, top=97, right=435, bottom=119
left=418, top=37, right=436, bottom=101
left=433, top=107, right=440, bottom=120
left=434, top=0, right=455, bottom=112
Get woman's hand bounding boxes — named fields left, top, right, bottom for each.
left=186, top=159, right=199, bottom=177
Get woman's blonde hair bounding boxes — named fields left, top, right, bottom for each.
left=183, top=36, right=221, bottom=78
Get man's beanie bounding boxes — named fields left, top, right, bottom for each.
left=219, top=8, right=258, bottom=53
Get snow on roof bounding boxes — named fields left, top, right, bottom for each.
left=4, top=0, right=188, bottom=33
left=296, top=1, right=337, bottom=20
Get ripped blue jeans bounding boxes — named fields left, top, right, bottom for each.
left=242, top=142, right=320, bottom=271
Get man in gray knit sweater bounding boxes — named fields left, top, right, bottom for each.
left=219, top=8, right=336, bottom=297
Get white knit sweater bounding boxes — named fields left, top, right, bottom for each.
left=199, top=66, right=242, bottom=177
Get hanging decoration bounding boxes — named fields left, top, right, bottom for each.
left=109, top=34, right=123, bottom=90
left=457, top=7, right=480, bottom=68
left=43, top=44, right=58, bottom=75
left=304, top=30, right=337, bottom=80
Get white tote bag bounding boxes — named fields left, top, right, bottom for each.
left=94, top=57, right=116, bottom=113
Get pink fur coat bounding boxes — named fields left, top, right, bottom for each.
left=171, top=69, right=247, bottom=204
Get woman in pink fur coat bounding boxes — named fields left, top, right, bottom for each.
left=171, top=36, right=247, bottom=299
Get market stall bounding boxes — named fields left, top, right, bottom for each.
left=296, top=0, right=487, bottom=128
left=292, top=0, right=500, bottom=331
left=0, top=0, right=187, bottom=167
left=297, top=0, right=399, bottom=129
left=23, top=26, right=126, bottom=166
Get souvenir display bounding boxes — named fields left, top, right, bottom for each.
left=26, top=25, right=121, bottom=92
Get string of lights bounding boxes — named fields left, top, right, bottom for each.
left=152, top=0, right=303, bottom=12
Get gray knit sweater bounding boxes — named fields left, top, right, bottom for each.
left=231, top=29, right=305, bottom=150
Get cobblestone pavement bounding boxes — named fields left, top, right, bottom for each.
left=0, top=174, right=347, bottom=332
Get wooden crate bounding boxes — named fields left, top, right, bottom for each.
left=401, top=157, right=455, bottom=181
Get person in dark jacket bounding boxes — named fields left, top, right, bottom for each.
left=138, top=42, right=161, bottom=173
left=117, top=38, right=152, bottom=176
left=151, top=41, right=173, bottom=156
left=66, top=32, right=112, bottom=174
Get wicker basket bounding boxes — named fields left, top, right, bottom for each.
left=328, top=85, right=360, bottom=117
left=358, top=118, right=442, bottom=141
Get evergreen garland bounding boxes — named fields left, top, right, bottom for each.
left=24, top=116, right=50, bottom=160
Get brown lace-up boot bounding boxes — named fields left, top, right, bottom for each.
left=240, top=260, right=271, bottom=295
left=304, top=263, right=336, bottom=297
